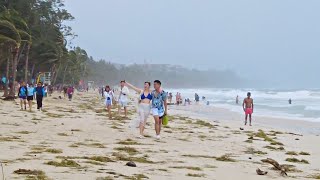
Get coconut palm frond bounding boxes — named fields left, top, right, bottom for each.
left=0, top=34, right=17, bottom=44
left=39, top=52, right=58, bottom=58
left=18, top=30, right=32, bottom=42
left=0, top=20, right=21, bottom=45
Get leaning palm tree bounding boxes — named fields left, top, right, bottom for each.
left=0, top=9, right=31, bottom=97
left=0, top=19, right=21, bottom=97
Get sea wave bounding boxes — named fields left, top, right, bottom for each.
left=305, top=106, right=320, bottom=111
left=167, top=88, right=320, bottom=121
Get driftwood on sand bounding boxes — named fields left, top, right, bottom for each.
left=261, top=158, right=288, bottom=176
left=256, top=168, right=268, bottom=175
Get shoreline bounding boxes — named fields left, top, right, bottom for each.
left=169, top=103, right=320, bottom=135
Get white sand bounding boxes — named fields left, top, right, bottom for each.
left=0, top=91, right=319, bottom=180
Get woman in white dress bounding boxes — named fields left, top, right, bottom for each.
left=126, top=82, right=152, bottom=138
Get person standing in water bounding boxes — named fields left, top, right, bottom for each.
left=27, top=84, right=35, bottom=111
left=195, top=93, right=200, bottom=104
left=18, top=82, right=28, bottom=110
left=118, top=80, right=129, bottom=118
left=151, top=80, right=168, bottom=140
left=236, top=95, right=239, bottom=104
left=126, top=81, right=152, bottom=138
left=288, top=98, right=292, bottom=104
left=243, top=92, right=254, bottom=126
left=35, top=82, right=45, bottom=111
left=104, top=85, right=114, bottom=119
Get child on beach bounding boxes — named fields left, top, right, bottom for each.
left=27, top=84, right=35, bottom=111
left=18, top=82, right=28, bottom=110
left=104, top=85, right=114, bottom=119
left=243, top=92, right=254, bottom=126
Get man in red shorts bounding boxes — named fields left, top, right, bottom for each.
left=243, top=92, right=254, bottom=126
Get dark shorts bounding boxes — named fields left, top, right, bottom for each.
left=19, top=96, right=27, bottom=100
left=27, top=96, right=33, bottom=101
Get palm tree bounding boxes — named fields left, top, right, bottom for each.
left=0, top=9, right=31, bottom=97
left=0, top=19, right=21, bottom=97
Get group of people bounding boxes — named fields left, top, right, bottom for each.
left=102, top=80, right=168, bottom=139
left=17, top=82, right=45, bottom=111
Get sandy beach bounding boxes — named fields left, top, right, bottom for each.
left=1, top=91, right=320, bottom=180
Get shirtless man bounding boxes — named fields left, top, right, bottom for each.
left=243, top=92, right=254, bottom=126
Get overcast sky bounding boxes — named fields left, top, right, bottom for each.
left=64, top=0, right=320, bottom=88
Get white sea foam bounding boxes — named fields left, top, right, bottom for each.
left=166, top=88, right=320, bottom=122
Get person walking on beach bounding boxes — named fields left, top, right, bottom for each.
left=27, top=84, right=36, bottom=111
left=118, top=80, right=129, bottom=118
left=63, top=86, right=68, bottom=98
left=151, top=80, right=168, bottom=140
left=18, top=82, right=28, bottom=110
left=67, top=86, right=74, bottom=101
left=35, top=82, right=45, bottom=111
left=168, top=92, right=173, bottom=104
left=175, top=92, right=180, bottom=105
left=104, top=85, right=114, bottom=119
left=100, top=86, right=104, bottom=98
left=126, top=81, right=152, bottom=138
left=243, top=92, right=254, bottom=126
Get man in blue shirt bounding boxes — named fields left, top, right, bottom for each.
left=35, top=82, right=45, bottom=110
left=151, top=80, right=168, bottom=140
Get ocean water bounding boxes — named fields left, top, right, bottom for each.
left=166, top=88, right=320, bottom=122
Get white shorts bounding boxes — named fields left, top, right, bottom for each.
left=119, top=100, right=128, bottom=107
left=152, top=108, right=164, bottom=117
left=139, top=104, right=151, bottom=124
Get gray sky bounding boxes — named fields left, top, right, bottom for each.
left=64, top=0, right=320, bottom=88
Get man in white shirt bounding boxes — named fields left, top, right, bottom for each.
left=118, top=80, right=129, bottom=117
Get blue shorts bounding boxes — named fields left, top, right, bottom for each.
left=19, top=96, right=27, bottom=100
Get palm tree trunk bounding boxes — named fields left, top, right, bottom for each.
left=3, top=57, right=10, bottom=97
left=62, top=65, right=68, bottom=85
left=30, top=63, right=35, bottom=81
left=9, top=47, right=19, bottom=97
left=52, top=62, right=61, bottom=85
left=24, top=43, right=30, bottom=83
